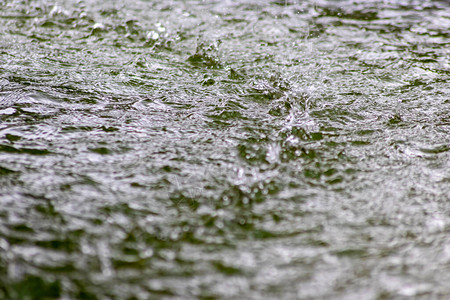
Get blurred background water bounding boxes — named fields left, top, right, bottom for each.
left=0, top=0, right=449, bottom=299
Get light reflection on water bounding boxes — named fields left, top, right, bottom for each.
left=0, top=0, right=449, bottom=299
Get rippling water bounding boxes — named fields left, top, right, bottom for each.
left=0, top=0, right=449, bottom=299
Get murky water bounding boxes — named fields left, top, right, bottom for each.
left=0, top=0, right=449, bottom=299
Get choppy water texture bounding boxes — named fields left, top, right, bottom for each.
left=0, top=0, right=449, bottom=299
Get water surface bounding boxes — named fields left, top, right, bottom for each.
left=0, top=0, right=449, bottom=299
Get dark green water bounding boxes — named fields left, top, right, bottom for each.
left=0, top=0, right=449, bottom=299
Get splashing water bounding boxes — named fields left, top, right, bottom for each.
left=0, top=0, right=449, bottom=299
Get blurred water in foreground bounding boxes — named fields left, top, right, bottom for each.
left=0, top=0, right=449, bottom=299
